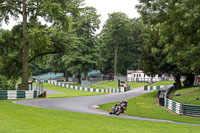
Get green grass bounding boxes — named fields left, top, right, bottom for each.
left=71, top=81, right=118, bottom=89
left=128, top=82, right=148, bottom=88
left=92, top=81, right=118, bottom=89
left=100, top=91, right=200, bottom=124
left=37, top=83, right=107, bottom=98
left=0, top=100, right=200, bottom=133
left=149, top=81, right=175, bottom=86
left=170, top=87, right=200, bottom=105
left=71, top=81, right=147, bottom=89
left=33, top=82, right=147, bottom=98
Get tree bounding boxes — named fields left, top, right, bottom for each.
left=162, top=0, right=200, bottom=86
left=121, top=18, right=146, bottom=72
left=100, top=12, right=129, bottom=76
left=62, top=6, right=101, bottom=83
left=137, top=0, right=200, bottom=88
left=99, top=13, right=146, bottom=76
left=0, top=0, right=83, bottom=89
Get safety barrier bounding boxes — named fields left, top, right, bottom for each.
left=164, top=98, right=183, bottom=115
left=164, top=98, right=200, bottom=116
left=155, top=85, right=200, bottom=117
left=183, top=104, right=200, bottom=116
left=144, top=85, right=165, bottom=91
left=0, top=90, right=38, bottom=100
left=47, top=80, right=129, bottom=93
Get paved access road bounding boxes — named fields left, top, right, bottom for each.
left=14, top=87, right=200, bottom=126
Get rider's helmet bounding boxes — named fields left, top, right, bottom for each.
left=124, top=99, right=128, bottom=103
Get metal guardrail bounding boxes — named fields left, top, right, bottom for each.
left=183, top=104, right=200, bottom=116
left=154, top=85, right=200, bottom=117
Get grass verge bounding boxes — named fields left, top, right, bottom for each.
left=38, top=83, right=107, bottom=98
left=0, top=100, right=199, bottom=133
left=149, top=81, right=175, bottom=86
left=100, top=91, right=200, bottom=124
left=170, top=87, right=200, bottom=105
left=71, top=81, right=147, bottom=89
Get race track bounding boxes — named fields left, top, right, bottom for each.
left=14, top=87, right=200, bottom=126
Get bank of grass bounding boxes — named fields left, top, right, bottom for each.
left=128, top=82, right=148, bottom=88
left=36, top=83, right=106, bottom=98
left=0, top=100, right=200, bottom=133
left=170, top=87, right=200, bottom=105
left=71, top=81, right=147, bottom=89
left=100, top=91, right=200, bottom=124
left=149, top=81, right=175, bottom=86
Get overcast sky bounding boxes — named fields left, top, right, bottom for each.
left=1, top=0, right=140, bottom=32
left=84, top=0, right=140, bottom=21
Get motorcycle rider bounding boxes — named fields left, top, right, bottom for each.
left=109, top=99, right=128, bottom=115
left=120, top=99, right=128, bottom=112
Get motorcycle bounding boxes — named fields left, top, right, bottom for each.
left=109, top=102, right=127, bottom=115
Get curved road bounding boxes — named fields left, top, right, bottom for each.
left=14, top=87, right=200, bottom=126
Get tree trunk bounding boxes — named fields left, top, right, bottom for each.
left=84, top=71, right=88, bottom=80
left=174, top=75, right=181, bottom=89
left=114, top=44, right=118, bottom=76
left=184, top=74, right=195, bottom=87
left=22, top=0, right=29, bottom=90
left=64, top=71, right=68, bottom=81
left=77, top=69, right=81, bottom=84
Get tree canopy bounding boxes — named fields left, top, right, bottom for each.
left=0, top=0, right=84, bottom=88
left=62, top=6, right=102, bottom=83
left=137, top=0, right=200, bottom=88
left=99, top=12, right=145, bottom=76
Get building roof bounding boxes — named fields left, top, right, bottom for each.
left=127, top=70, right=144, bottom=74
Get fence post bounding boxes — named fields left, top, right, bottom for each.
left=180, top=104, right=184, bottom=115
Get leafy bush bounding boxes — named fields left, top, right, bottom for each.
left=0, top=75, right=16, bottom=90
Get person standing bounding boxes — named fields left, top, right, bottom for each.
left=123, top=83, right=127, bottom=91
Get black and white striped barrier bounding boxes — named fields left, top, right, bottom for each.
left=144, top=85, right=165, bottom=91
left=0, top=90, right=38, bottom=100
left=165, top=98, right=183, bottom=115
left=48, top=80, right=127, bottom=93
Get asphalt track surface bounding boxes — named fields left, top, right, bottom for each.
left=14, top=87, right=200, bottom=127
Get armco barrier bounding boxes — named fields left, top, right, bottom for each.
left=144, top=85, right=165, bottom=91
left=183, top=104, right=200, bottom=116
left=47, top=80, right=129, bottom=93
left=0, top=90, right=38, bottom=100
left=144, top=84, right=200, bottom=117
left=165, top=98, right=183, bottom=115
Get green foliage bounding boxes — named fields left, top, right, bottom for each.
left=99, top=13, right=145, bottom=75
left=100, top=12, right=129, bottom=75
left=0, top=29, right=22, bottom=80
left=137, top=0, right=200, bottom=88
left=124, top=19, right=146, bottom=71
left=100, top=91, right=200, bottom=124
left=0, top=0, right=84, bottom=83
left=62, top=7, right=102, bottom=82
left=0, top=75, right=16, bottom=90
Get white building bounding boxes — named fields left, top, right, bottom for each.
left=127, top=70, right=159, bottom=83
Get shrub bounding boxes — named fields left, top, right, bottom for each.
left=0, top=75, right=16, bottom=90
